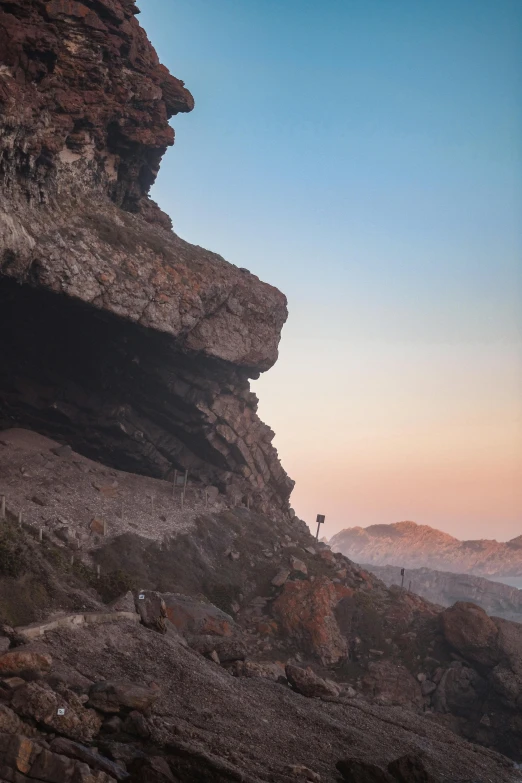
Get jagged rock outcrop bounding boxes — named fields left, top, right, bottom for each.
left=330, top=522, right=522, bottom=577
left=366, top=564, right=522, bottom=622
left=0, top=0, right=293, bottom=516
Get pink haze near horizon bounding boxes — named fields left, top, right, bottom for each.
left=254, top=332, right=522, bottom=543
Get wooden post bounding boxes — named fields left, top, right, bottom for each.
left=400, top=568, right=405, bottom=591
left=246, top=496, right=251, bottom=510
left=180, top=491, right=184, bottom=511
left=183, top=470, right=188, bottom=492
left=18, top=510, right=22, bottom=527
left=315, top=514, right=325, bottom=541
left=38, top=527, right=43, bottom=542
left=70, top=555, right=74, bottom=567
left=172, top=469, right=178, bottom=497
left=102, top=520, right=107, bottom=536
left=408, top=580, right=411, bottom=593
left=0, top=496, right=5, bottom=519
left=96, top=564, right=101, bottom=579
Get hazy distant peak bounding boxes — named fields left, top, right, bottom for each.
left=329, top=522, right=521, bottom=577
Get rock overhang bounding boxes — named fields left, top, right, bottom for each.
left=0, top=0, right=294, bottom=515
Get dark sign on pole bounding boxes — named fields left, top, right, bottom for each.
left=315, top=514, right=325, bottom=541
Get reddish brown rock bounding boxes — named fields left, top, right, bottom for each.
left=0, top=732, right=115, bottom=782
left=0, top=651, right=52, bottom=677
left=272, top=577, right=348, bottom=664
left=163, top=594, right=234, bottom=637
left=441, top=602, right=499, bottom=667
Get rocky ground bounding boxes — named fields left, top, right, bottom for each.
left=0, top=618, right=516, bottom=783
left=1, top=431, right=522, bottom=781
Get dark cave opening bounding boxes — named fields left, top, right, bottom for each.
left=0, top=276, right=250, bottom=489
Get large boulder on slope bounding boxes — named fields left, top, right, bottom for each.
left=441, top=602, right=499, bottom=667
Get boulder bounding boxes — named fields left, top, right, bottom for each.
left=0, top=651, right=52, bottom=677
left=162, top=594, right=234, bottom=637
left=489, top=664, right=522, bottom=705
left=431, top=663, right=486, bottom=716
left=272, top=569, right=291, bottom=587
left=441, top=602, right=499, bottom=667
left=290, top=557, right=308, bottom=575
left=88, top=681, right=160, bottom=714
left=11, top=682, right=102, bottom=742
left=285, top=665, right=340, bottom=700
left=273, top=577, right=349, bottom=664
left=135, top=591, right=168, bottom=634
left=362, top=661, right=423, bottom=709
left=0, top=704, right=37, bottom=737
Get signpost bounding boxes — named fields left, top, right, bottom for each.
left=315, top=514, right=325, bottom=541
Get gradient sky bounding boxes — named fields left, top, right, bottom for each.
left=141, top=1, right=522, bottom=542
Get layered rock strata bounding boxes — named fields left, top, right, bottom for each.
left=0, top=0, right=293, bottom=515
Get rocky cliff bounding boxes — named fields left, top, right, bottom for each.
left=0, top=0, right=293, bottom=517
left=330, top=521, right=522, bottom=577
left=366, top=564, right=522, bottom=623
left=2, top=4, right=522, bottom=782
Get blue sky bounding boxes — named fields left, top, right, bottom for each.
left=141, top=1, right=522, bottom=540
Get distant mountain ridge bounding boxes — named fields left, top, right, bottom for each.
left=329, top=521, right=522, bottom=577
left=364, top=563, right=522, bottom=622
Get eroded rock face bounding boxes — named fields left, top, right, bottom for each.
left=272, top=577, right=350, bottom=665
left=0, top=0, right=294, bottom=516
